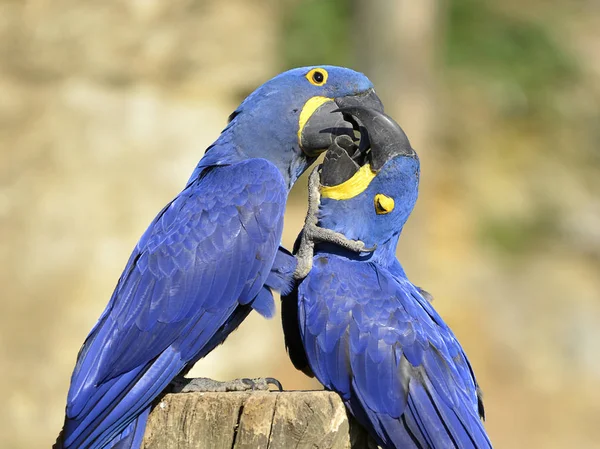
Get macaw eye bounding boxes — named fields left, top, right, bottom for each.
left=374, top=194, right=394, bottom=215
left=306, top=68, right=328, bottom=86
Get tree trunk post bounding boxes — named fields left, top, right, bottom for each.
left=142, top=390, right=375, bottom=449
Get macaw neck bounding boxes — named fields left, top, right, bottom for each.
left=187, top=128, right=311, bottom=190
left=367, top=232, right=402, bottom=267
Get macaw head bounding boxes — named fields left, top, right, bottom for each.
left=317, top=107, right=420, bottom=258
left=222, top=66, right=383, bottom=187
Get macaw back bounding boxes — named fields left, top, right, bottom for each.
left=287, top=253, right=491, bottom=449
left=58, top=158, right=287, bottom=449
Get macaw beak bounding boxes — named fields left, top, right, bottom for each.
left=339, top=106, right=417, bottom=169
left=320, top=106, right=417, bottom=187
left=299, top=89, right=384, bottom=157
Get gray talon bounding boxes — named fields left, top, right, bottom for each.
left=265, top=377, right=284, bottom=391
left=170, top=376, right=281, bottom=393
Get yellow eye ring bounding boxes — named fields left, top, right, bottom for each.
left=306, top=68, right=328, bottom=86
left=374, top=194, right=395, bottom=215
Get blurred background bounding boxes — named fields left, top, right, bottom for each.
left=1, top=0, right=599, bottom=447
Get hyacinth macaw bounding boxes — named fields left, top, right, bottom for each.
left=55, top=66, right=384, bottom=449
left=283, top=107, right=492, bottom=448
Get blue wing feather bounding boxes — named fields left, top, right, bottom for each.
left=265, top=247, right=297, bottom=295
left=251, top=287, right=276, bottom=318
left=296, top=255, right=491, bottom=449
left=61, top=158, right=287, bottom=449
left=108, top=407, right=149, bottom=449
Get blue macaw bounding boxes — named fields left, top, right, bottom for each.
left=55, top=66, right=384, bottom=449
left=283, top=107, right=492, bottom=448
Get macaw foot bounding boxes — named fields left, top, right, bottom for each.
left=308, top=226, right=376, bottom=253
left=294, top=225, right=376, bottom=279
left=294, top=166, right=375, bottom=280
left=170, top=376, right=283, bottom=393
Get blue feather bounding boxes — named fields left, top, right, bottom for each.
left=252, top=287, right=276, bottom=318
left=265, top=247, right=297, bottom=295
left=108, top=407, right=150, bottom=449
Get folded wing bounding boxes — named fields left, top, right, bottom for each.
left=63, top=159, right=286, bottom=449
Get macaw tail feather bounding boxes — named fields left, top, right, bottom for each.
left=53, top=407, right=150, bottom=449
left=108, top=407, right=150, bottom=449
left=53, top=429, right=64, bottom=449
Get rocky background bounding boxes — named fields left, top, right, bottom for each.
left=1, top=1, right=599, bottom=448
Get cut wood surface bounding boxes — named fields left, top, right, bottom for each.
left=142, top=390, right=375, bottom=449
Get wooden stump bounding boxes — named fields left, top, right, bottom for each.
left=142, top=390, right=374, bottom=449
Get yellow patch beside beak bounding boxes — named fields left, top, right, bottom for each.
left=297, top=96, right=333, bottom=144
left=374, top=194, right=394, bottom=215
left=320, top=164, right=377, bottom=200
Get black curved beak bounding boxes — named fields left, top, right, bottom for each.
left=299, top=89, right=384, bottom=157
left=335, top=106, right=416, bottom=170
left=320, top=107, right=417, bottom=186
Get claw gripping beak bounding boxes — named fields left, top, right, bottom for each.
left=320, top=107, right=417, bottom=189
left=335, top=106, right=416, bottom=170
